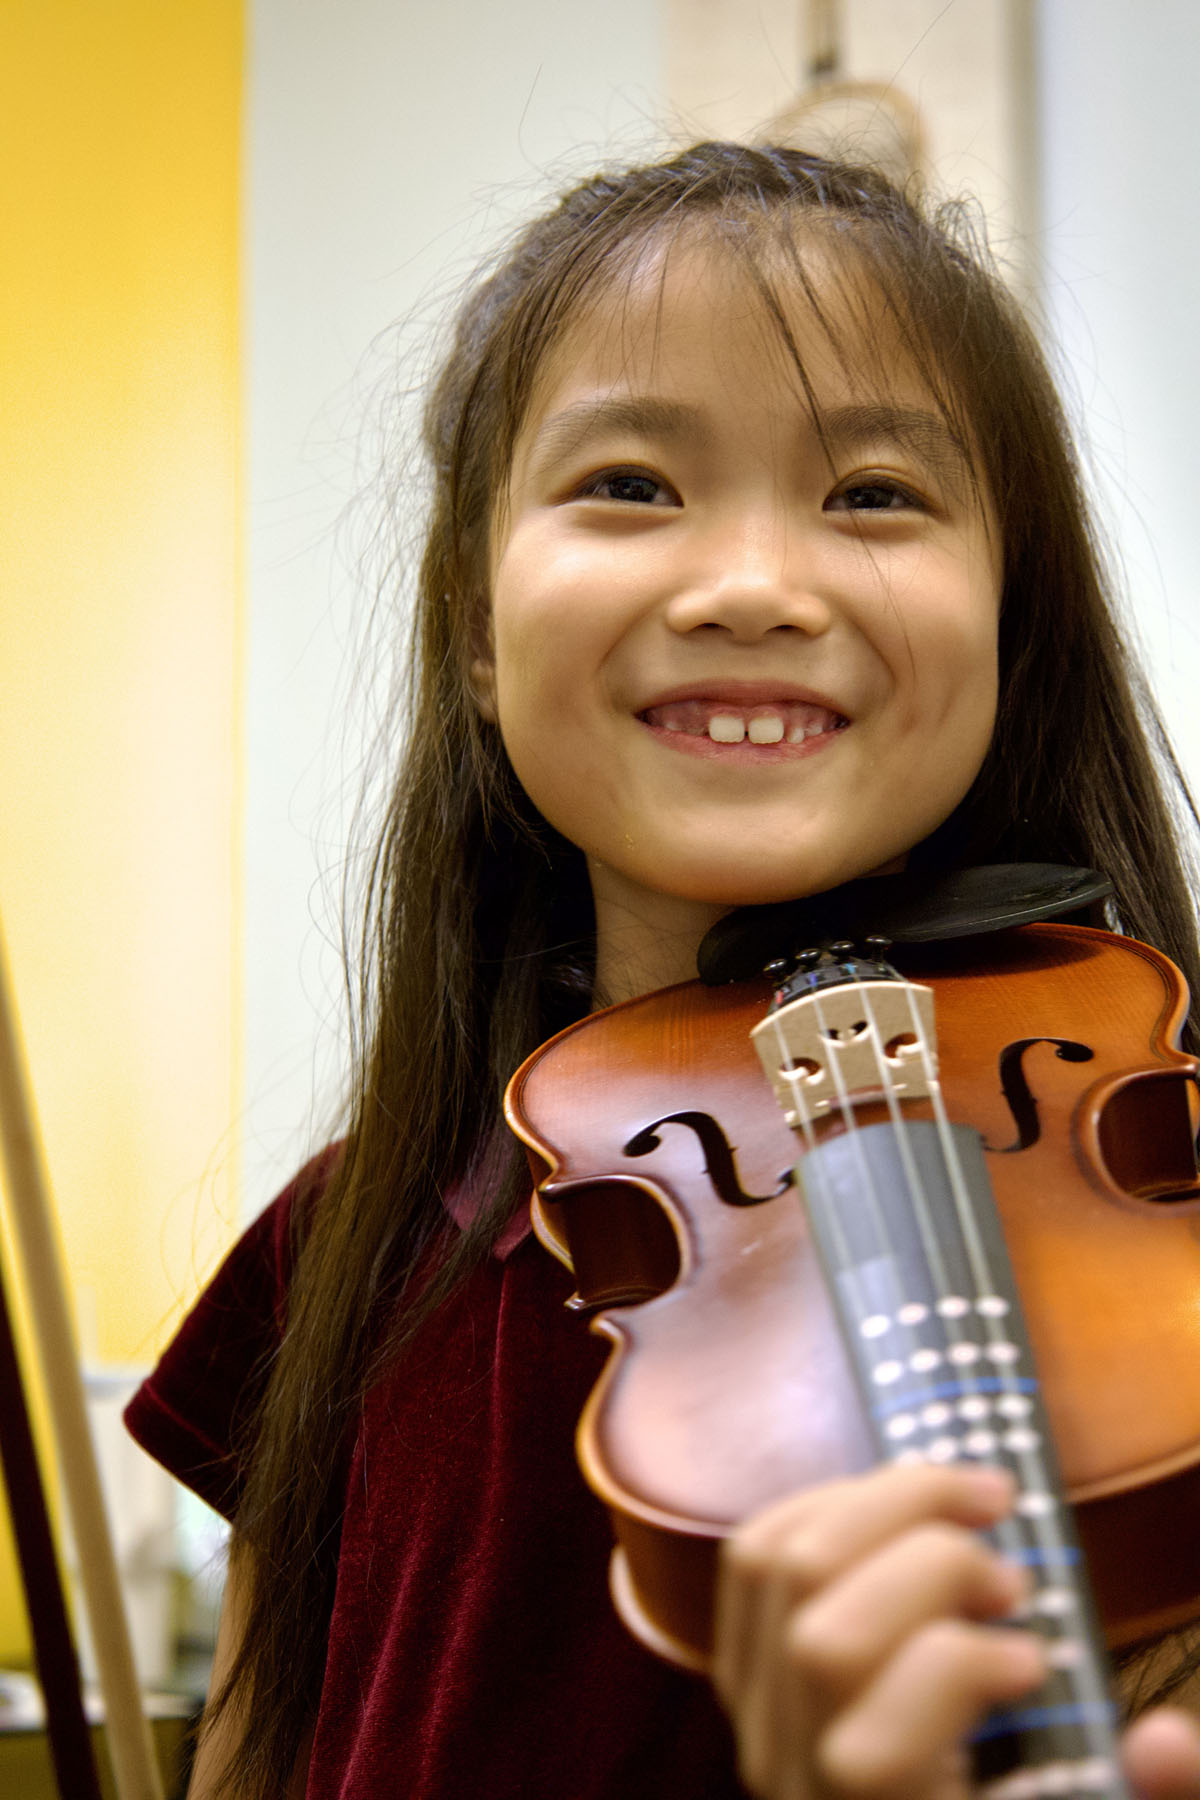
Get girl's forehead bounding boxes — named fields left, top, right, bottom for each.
left=497, top=232, right=992, bottom=551
left=515, top=235, right=947, bottom=449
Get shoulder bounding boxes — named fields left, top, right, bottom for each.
left=123, top=1145, right=343, bottom=1517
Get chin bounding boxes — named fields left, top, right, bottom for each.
left=672, top=872, right=837, bottom=912
left=675, top=851, right=905, bottom=911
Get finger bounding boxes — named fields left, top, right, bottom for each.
left=817, top=1618, right=1047, bottom=1800
left=1124, top=1709, right=1200, bottom=1799
left=788, top=1522, right=1028, bottom=1707
left=733, top=1571, right=1021, bottom=1800
left=727, top=1463, right=1016, bottom=1588
left=715, top=1464, right=1016, bottom=1705
left=715, top=1466, right=1024, bottom=1800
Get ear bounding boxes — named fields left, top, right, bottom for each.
left=465, top=591, right=499, bottom=721
left=467, top=652, right=498, bottom=723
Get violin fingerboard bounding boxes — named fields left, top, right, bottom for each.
left=797, top=1121, right=1131, bottom=1800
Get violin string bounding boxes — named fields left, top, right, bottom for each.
left=895, top=974, right=1108, bottom=1746
left=853, top=983, right=1012, bottom=1472
left=781, top=969, right=1044, bottom=1538
left=771, top=970, right=1032, bottom=1482
left=899, top=977, right=1002, bottom=1304
left=799, top=982, right=1000, bottom=1469
left=856, top=981, right=956, bottom=1299
left=856, top=976, right=1111, bottom=1773
left=811, top=979, right=983, bottom=1445
left=767, top=984, right=940, bottom=1324
left=859, top=981, right=1033, bottom=1511
left=767, top=963, right=1120, bottom=1779
left=897, top=978, right=1044, bottom=1444
left=802, top=987, right=896, bottom=1277
left=765, top=1009, right=842, bottom=1253
left=776, top=981, right=1020, bottom=1513
left=765, top=999, right=888, bottom=1292
left=896, top=975, right=1046, bottom=1441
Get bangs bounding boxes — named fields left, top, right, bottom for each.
left=501, top=208, right=989, bottom=526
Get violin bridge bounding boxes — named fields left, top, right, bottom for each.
left=750, top=981, right=936, bottom=1128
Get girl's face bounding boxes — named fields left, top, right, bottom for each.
left=481, top=243, right=1002, bottom=999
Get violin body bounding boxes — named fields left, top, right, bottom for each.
left=505, top=923, right=1200, bottom=1668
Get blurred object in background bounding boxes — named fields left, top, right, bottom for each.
left=67, top=1372, right=227, bottom=1701
left=761, top=0, right=925, bottom=185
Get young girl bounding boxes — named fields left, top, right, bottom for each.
left=125, top=141, right=1200, bottom=1800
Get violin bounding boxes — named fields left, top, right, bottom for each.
left=504, top=867, right=1200, bottom=1798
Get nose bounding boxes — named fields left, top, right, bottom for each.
left=663, top=514, right=834, bottom=643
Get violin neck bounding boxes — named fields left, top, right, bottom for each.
left=799, top=1117, right=1128, bottom=1799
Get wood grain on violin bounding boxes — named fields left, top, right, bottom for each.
left=505, top=924, right=1200, bottom=1671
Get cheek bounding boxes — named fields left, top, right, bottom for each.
left=492, top=634, right=580, bottom=749
left=491, top=564, right=621, bottom=725
left=916, top=568, right=1000, bottom=713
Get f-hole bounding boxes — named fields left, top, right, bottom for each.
left=992, top=1037, right=1094, bottom=1152
left=623, top=1110, right=793, bottom=1208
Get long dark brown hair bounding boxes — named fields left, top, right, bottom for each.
left=208, top=142, right=1200, bottom=1795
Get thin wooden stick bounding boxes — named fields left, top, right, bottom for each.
left=0, top=1246, right=104, bottom=1799
left=0, top=919, right=163, bottom=1800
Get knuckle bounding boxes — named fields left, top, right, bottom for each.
left=912, top=1521, right=993, bottom=1582
left=777, top=1528, right=839, bottom=1592
left=815, top=1723, right=909, bottom=1800
left=820, top=1731, right=968, bottom=1800
left=723, top=1520, right=838, bottom=1593
left=899, top=1460, right=1004, bottom=1515
left=786, top=1606, right=873, bottom=1690
left=910, top=1617, right=1043, bottom=1696
left=915, top=1617, right=979, bottom=1665
left=914, top=1519, right=970, bottom=1556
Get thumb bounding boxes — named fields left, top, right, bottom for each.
left=1124, top=1709, right=1200, bottom=1798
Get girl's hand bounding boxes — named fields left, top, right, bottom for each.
left=713, top=1463, right=1042, bottom=1800
left=1123, top=1711, right=1200, bottom=1799
left=714, top=1464, right=1200, bottom=1800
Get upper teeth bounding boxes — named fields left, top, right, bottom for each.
left=708, top=714, right=789, bottom=744
left=710, top=713, right=747, bottom=743
left=647, top=699, right=842, bottom=743
left=707, top=712, right=825, bottom=745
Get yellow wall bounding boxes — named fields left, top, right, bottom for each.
left=0, top=2, right=243, bottom=1661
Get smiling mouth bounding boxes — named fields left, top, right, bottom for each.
left=639, top=698, right=848, bottom=748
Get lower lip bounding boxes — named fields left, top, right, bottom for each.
left=641, top=722, right=846, bottom=762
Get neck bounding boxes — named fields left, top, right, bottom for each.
left=588, top=862, right=728, bottom=1006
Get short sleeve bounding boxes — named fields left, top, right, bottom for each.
left=123, top=1150, right=337, bottom=1520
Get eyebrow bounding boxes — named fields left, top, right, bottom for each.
left=524, top=395, right=972, bottom=486
left=525, top=396, right=709, bottom=469
left=814, top=404, right=973, bottom=484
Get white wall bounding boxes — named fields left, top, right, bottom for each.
left=243, top=3, right=666, bottom=1210
left=1037, top=0, right=1200, bottom=798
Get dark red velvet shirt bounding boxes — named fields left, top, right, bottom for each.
left=125, top=1163, right=750, bottom=1799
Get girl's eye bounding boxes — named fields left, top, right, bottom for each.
left=826, top=479, right=921, bottom=513
left=576, top=468, right=678, bottom=506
